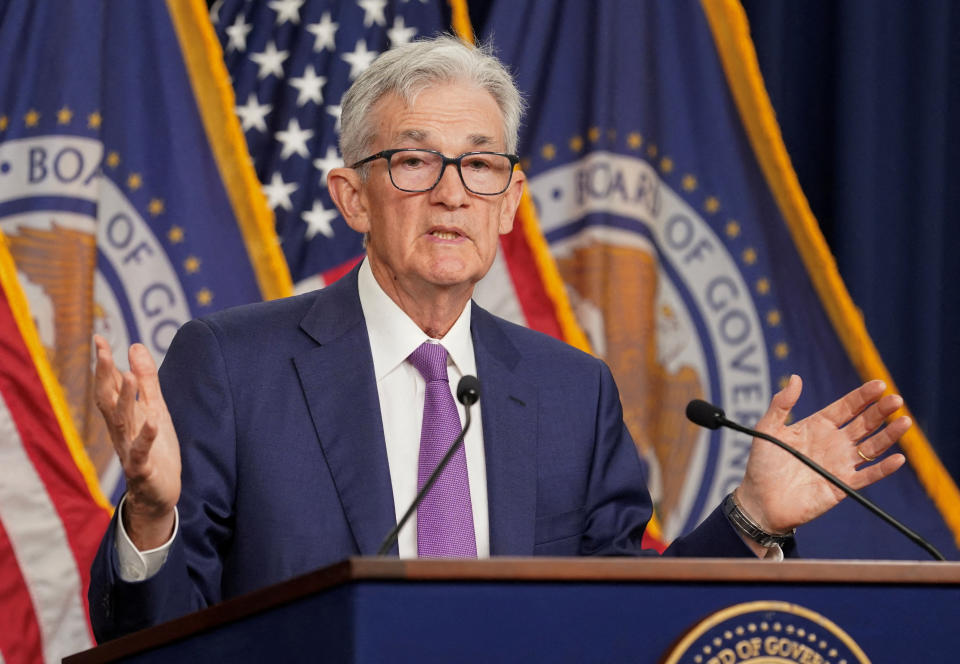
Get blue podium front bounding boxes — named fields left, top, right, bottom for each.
left=66, top=558, right=960, bottom=663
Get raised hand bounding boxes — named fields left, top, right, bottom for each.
left=93, top=335, right=181, bottom=550
left=736, top=375, right=909, bottom=539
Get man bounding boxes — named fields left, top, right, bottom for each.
left=89, top=36, right=908, bottom=642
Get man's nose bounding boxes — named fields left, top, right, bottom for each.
left=430, top=161, right=468, bottom=206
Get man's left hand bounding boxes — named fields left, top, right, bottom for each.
left=735, top=375, right=909, bottom=540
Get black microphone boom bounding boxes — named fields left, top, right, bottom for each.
left=377, top=375, right=481, bottom=556
left=685, top=399, right=945, bottom=561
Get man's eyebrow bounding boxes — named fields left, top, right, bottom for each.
left=393, top=129, right=428, bottom=144
left=467, top=133, right=496, bottom=147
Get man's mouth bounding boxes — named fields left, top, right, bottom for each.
left=429, top=229, right=462, bottom=240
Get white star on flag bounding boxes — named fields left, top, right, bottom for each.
left=263, top=171, right=298, bottom=210
left=250, top=41, right=289, bottom=80
left=388, top=16, right=418, bottom=47
left=235, top=93, right=272, bottom=132
left=326, top=103, right=342, bottom=132
left=301, top=200, right=339, bottom=240
left=212, top=0, right=447, bottom=285
left=289, top=65, right=326, bottom=106
left=268, top=0, right=304, bottom=25
left=342, top=39, right=378, bottom=80
left=275, top=118, right=314, bottom=160
left=209, top=0, right=224, bottom=23
left=313, top=146, right=344, bottom=186
left=225, top=15, right=252, bottom=52
left=306, top=12, right=338, bottom=52
left=358, top=0, right=388, bottom=28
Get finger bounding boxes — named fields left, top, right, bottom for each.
left=758, top=374, right=802, bottom=430
left=127, top=412, right=159, bottom=471
left=856, top=415, right=912, bottom=464
left=817, top=379, right=886, bottom=427
left=93, top=335, right=123, bottom=414
left=849, top=452, right=907, bottom=490
left=128, top=343, right=163, bottom=406
left=112, top=370, right=139, bottom=450
left=843, top=393, right=904, bottom=441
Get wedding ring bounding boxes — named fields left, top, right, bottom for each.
left=857, top=447, right=877, bottom=462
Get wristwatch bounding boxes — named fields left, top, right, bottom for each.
left=723, top=492, right=795, bottom=548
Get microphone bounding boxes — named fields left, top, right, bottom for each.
left=376, top=375, right=481, bottom=556
left=456, top=374, right=480, bottom=406
left=686, top=399, right=946, bottom=561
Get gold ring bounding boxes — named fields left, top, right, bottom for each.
left=857, top=447, right=877, bottom=462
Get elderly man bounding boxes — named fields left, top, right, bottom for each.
left=89, top=36, right=908, bottom=642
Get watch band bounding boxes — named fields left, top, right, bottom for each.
left=722, top=492, right=795, bottom=548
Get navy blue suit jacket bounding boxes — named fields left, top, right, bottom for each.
left=89, top=267, right=752, bottom=642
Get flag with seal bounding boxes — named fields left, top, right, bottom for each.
left=480, top=0, right=960, bottom=558
left=0, top=0, right=292, bottom=504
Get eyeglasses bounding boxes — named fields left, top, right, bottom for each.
left=351, top=149, right=520, bottom=196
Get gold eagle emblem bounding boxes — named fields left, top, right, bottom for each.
left=557, top=242, right=704, bottom=526
left=7, top=221, right=115, bottom=480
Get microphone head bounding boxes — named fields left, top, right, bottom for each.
left=686, top=399, right=725, bottom=430
left=456, top=375, right=481, bottom=406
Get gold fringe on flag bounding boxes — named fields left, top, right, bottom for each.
left=166, top=0, right=293, bottom=301
left=701, top=0, right=960, bottom=547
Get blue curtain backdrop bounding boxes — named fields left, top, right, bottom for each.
left=738, top=0, right=960, bottom=485
left=464, top=0, right=960, bottom=486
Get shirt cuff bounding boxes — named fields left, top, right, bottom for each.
left=114, top=494, right=179, bottom=582
left=763, top=544, right=785, bottom=561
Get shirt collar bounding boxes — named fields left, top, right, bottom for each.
left=357, top=258, right=475, bottom=381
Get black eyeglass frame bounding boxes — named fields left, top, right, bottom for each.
left=350, top=148, right=521, bottom=196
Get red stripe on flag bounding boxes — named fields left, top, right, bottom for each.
left=321, top=254, right=364, bottom=285
left=641, top=530, right=667, bottom=553
left=0, top=516, right=44, bottom=664
left=499, top=215, right=564, bottom=340
left=0, top=291, right=109, bottom=641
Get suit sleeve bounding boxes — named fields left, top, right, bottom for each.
left=89, top=318, right=237, bottom=642
left=577, top=361, right=656, bottom=556
left=579, top=360, right=758, bottom=558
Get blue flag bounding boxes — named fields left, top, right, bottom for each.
left=481, top=0, right=960, bottom=559
left=0, top=0, right=291, bottom=501
left=212, top=0, right=448, bottom=286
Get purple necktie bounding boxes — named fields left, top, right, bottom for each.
left=408, top=342, right=477, bottom=558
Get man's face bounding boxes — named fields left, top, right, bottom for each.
left=347, top=83, right=523, bottom=298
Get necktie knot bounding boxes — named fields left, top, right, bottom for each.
left=409, top=342, right=449, bottom=383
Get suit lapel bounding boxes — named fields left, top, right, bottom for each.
left=293, top=269, right=397, bottom=555
left=472, top=306, right=538, bottom=556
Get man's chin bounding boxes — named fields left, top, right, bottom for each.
left=425, top=272, right=482, bottom=290
left=421, top=256, right=490, bottom=287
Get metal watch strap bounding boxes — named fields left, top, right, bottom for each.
left=722, top=492, right=795, bottom=548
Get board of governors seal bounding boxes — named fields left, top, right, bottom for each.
left=662, top=600, right=870, bottom=664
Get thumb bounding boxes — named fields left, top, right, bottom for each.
left=759, top=374, right=802, bottom=431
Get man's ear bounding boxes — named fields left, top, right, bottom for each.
left=497, top=169, right=525, bottom=235
left=328, top=167, right=370, bottom=233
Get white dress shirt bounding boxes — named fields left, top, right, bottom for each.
left=116, top=258, right=489, bottom=580
left=358, top=260, right=489, bottom=558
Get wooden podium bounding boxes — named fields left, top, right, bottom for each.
left=66, top=558, right=960, bottom=662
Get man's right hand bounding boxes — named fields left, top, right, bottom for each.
left=94, top=334, right=181, bottom=550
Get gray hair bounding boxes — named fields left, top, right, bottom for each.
left=338, top=35, right=524, bottom=167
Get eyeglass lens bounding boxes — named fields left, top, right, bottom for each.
left=388, top=150, right=513, bottom=194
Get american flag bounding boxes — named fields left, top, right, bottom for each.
left=211, top=0, right=448, bottom=290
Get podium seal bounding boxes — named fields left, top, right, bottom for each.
left=662, top=600, right=870, bottom=664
